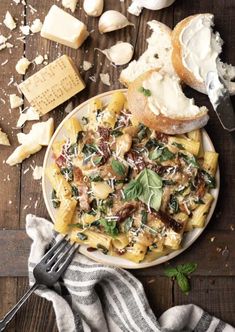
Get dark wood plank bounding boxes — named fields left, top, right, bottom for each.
left=1, top=229, right=234, bottom=277
left=0, top=277, right=17, bottom=330
left=173, top=276, right=235, bottom=327
left=16, top=277, right=58, bottom=332
left=139, top=276, right=172, bottom=319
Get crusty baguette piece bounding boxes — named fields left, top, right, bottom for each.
left=127, top=70, right=209, bottom=135
left=172, top=13, right=235, bottom=95
left=120, top=20, right=176, bottom=87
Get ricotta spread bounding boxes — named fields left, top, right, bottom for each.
left=180, top=14, right=222, bottom=83
left=143, top=72, right=204, bottom=118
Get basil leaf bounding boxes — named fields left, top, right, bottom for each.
left=177, top=263, right=197, bottom=275
left=164, top=267, right=178, bottom=278
left=201, top=170, right=216, bottom=189
left=77, top=232, right=88, bottom=241
left=123, top=180, right=143, bottom=200
left=99, top=218, right=119, bottom=237
left=137, top=168, right=163, bottom=211
left=141, top=210, right=148, bottom=224
left=111, top=159, right=126, bottom=177
left=138, top=86, right=152, bottom=96
left=169, top=195, right=179, bottom=214
left=124, top=217, right=133, bottom=232
left=176, top=272, right=190, bottom=294
left=51, top=189, right=60, bottom=208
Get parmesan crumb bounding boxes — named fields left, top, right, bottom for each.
left=3, top=11, right=16, bottom=30
left=62, top=0, right=78, bottom=12
left=83, top=60, right=93, bottom=71
left=15, top=57, right=30, bottom=74
left=9, top=94, right=23, bottom=109
left=100, top=73, right=111, bottom=86
left=32, top=165, right=43, bottom=180
left=34, top=55, right=44, bottom=65
left=20, top=25, right=30, bottom=35
left=30, top=18, right=43, bottom=33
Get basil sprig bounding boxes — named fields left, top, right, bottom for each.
left=164, top=263, right=197, bottom=294
left=138, top=86, right=151, bottom=97
left=123, top=180, right=143, bottom=200
left=111, top=159, right=126, bottom=177
left=99, top=218, right=119, bottom=237
left=137, top=168, right=163, bottom=211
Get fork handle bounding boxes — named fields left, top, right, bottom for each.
left=0, top=283, right=39, bottom=331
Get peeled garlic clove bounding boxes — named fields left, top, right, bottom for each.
left=83, top=0, right=104, bottom=17
left=128, top=0, right=176, bottom=16
left=98, top=10, right=134, bottom=34
left=96, top=42, right=134, bottom=66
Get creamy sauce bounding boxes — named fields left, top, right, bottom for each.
left=180, top=14, right=222, bottom=83
left=143, top=71, right=204, bottom=118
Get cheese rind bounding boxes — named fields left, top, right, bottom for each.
left=19, top=55, right=85, bottom=115
left=41, top=5, right=89, bottom=49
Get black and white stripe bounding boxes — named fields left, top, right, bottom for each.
left=26, top=214, right=234, bottom=332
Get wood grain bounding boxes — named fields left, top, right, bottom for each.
left=0, top=0, right=235, bottom=329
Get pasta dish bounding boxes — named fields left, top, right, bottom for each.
left=46, top=91, right=218, bottom=263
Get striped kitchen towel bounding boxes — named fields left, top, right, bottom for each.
left=26, top=214, right=234, bottom=332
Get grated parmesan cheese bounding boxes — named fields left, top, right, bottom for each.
left=3, top=11, right=16, bottom=30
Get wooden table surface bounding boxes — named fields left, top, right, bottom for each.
left=0, top=0, right=235, bottom=330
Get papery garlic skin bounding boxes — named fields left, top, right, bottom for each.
left=128, top=0, right=176, bottom=16
left=83, top=0, right=104, bottom=17
left=97, top=42, right=134, bottom=66
left=98, top=10, right=134, bottom=34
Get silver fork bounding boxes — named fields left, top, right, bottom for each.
left=0, top=235, right=78, bottom=331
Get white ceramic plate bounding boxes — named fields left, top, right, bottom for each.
left=42, top=89, right=220, bottom=269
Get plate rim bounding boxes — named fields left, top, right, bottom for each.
left=42, top=89, right=220, bottom=269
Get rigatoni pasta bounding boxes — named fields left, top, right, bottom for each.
left=46, top=91, right=218, bottom=263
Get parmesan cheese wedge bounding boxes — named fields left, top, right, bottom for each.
left=41, top=5, right=89, bottom=49
left=0, top=128, right=10, bottom=146
left=17, top=118, right=54, bottom=146
left=19, top=55, right=85, bottom=115
left=6, top=143, right=42, bottom=166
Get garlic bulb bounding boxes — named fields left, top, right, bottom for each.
left=83, top=0, right=104, bottom=17
left=98, top=10, right=134, bottom=34
left=96, top=42, right=134, bottom=66
left=128, top=0, right=176, bottom=16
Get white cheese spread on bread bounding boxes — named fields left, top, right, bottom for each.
left=180, top=14, right=222, bottom=83
left=143, top=71, right=206, bottom=118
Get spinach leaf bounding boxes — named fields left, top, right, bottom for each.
left=93, top=155, right=103, bottom=165
left=97, top=244, right=108, bottom=254
left=82, top=144, right=97, bottom=158
left=145, top=138, right=162, bottom=150
left=137, top=123, right=150, bottom=141
left=99, top=218, right=119, bottom=237
left=76, top=131, right=84, bottom=143
left=123, top=180, right=143, bottom=201
left=71, top=185, right=79, bottom=200
left=111, top=159, right=126, bottom=177
left=201, top=170, right=216, bottom=189
left=179, top=153, right=199, bottom=168
left=148, top=148, right=162, bottom=160
left=159, top=147, right=175, bottom=161
left=137, top=168, right=163, bottom=211
left=51, top=189, right=60, bottom=208
left=61, top=167, right=73, bottom=181
left=68, top=223, right=83, bottom=228
left=168, top=195, right=179, bottom=214
left=172, top=142, right=184, bottom=150
left=68, top=143, right=78, bottom=155
left=77, top=232, right=88, bottom=241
